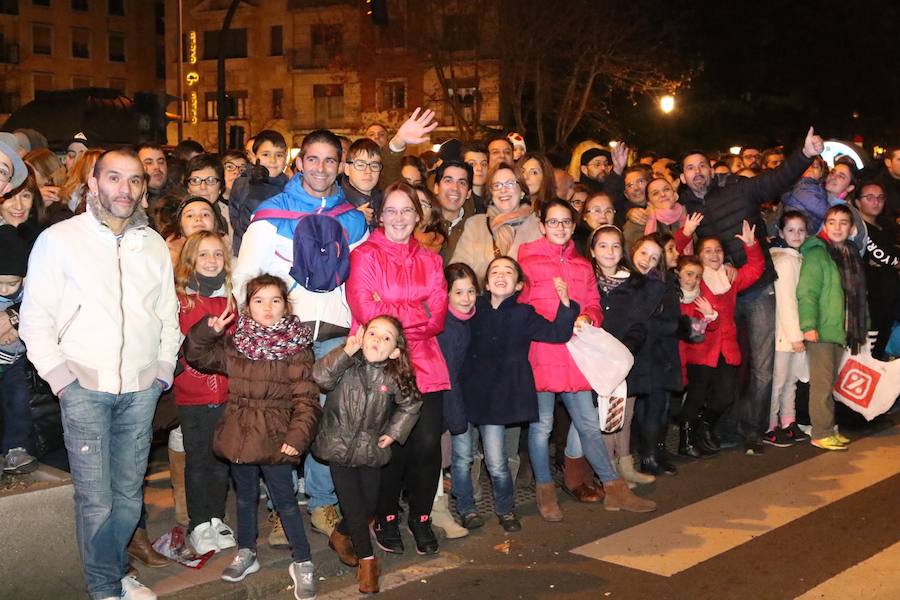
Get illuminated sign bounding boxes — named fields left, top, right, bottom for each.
left=190, top=91, right=198, bottom=125
left=189, top=30, right=197, bottom=65
left=187, top=31, right=199, bottom=124
left=186, top=71, right=199, bottom=86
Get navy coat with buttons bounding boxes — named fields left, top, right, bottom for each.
left=461, top=292, right=579, bottom=426
left=438, top=309, right=472, bottom=435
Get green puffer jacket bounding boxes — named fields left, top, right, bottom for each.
left=311, top=346, right=422, bottom=467
left=797, top=235, right=846, bottom=345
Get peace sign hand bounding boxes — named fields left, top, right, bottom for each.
left=207, top=306, right=235, bottom=333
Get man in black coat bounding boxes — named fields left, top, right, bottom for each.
left=677, top=127, right=825, bottom=453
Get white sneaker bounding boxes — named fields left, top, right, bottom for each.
left=189, top=521, right=218, bottom=554
left=210, top=517, right=237, bottom=550
left=120, top=575, right=157, bottom=600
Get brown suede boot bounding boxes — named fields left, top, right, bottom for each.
left=358, top=556, right=380, bottom=594
left=535, top=482, right=563, bottom=522
left=563, top=456, right=602, bottom=502
left=329, top=528, right=359, bottom=567
left=168, top=448, right=188, bottom=527
left=603, top=478, right=657, bottom=513
left=127, top=528, right=170, bottom=567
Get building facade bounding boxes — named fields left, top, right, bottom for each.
left=0, top=0, right=164, bottom=119
left=166, top=0, right=502, bottom=149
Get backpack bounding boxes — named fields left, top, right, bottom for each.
left=252, top=202, right=357, bottom=292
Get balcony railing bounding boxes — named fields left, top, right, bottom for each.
left=288, top=46, right=356, bottom=70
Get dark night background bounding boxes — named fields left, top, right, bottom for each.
left=609, top=0, right=900, bottom=156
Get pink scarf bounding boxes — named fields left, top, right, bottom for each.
left=645, top=203, right=692, bottom=254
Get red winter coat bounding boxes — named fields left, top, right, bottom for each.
left=174, top=293, right=230, bottom=406
left=518, top=237, right=603, bottom=392
left=682, top=243, right=764, bottom=368
left=347, top=228, right=450, bottom=394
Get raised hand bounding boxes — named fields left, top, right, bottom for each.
left=802, top=126, right=825, bottom=158
left=207, top=306, right=235, bottom=333
left=734, top=219, right=756, bottom=246
left=553, top=277, right=570, bottom=307
left=612, top=142, right=629, bottom=175
left=683, top=211, right=704, bottom=237
left=392, top=107, right=439, bottom=149
left=693, top=296, right=715, bottom=319
left=344, top=325, right=364, bottom=356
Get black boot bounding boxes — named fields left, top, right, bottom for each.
left=656, top=442, right=678, bottom=475
left=639, top=454, right=662, bottom=476
left=695, top=419, right=720, bottom=455
left=678, top=422, right=703, bottom=458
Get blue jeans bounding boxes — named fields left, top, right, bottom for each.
left=479, top=425, right=515, bottom=515
left=232, top=463, right=311, bottom=562
left=734, top=289, right=776, bottom=442
left=304, top=336, right=345, bottom=510
left=530, top=391, right=618, bottom=485
left=1, top=356, right=33, bottom=453
left=59, top=380, right=161, bottom=600
left=450, top=425, right=476, bottom=517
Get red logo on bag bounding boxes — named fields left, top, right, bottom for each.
left=836, top=360, right=879, bottom=407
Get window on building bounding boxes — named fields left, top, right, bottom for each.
left=231, top=90, right=248, bottom=119
left=270, top=25, right=283, bottom=56
left=72, top=75, right=91, bottom=88
left=310, top=25, right=341, bottom=67
left=108, top=78, right=126, bottom=93
left=71, top=0, right=87, bottom=10
left=203, top=28, right=247, bottom=60
left=72, top=27, right=89, bottom=59
left=375, top=0, right=405, bottom=49
left=33, top=72, right=54, bottom=92
left=0, top=92, right=20, bottom=113
left=32, top=23, right=52, bottom=55
left=0, top=0, right=19, bottom=15
left=205, top=92, right=217, bottom=121
left=107, top=0, right=123, bottom=15
left=313, top=84, right=343, bottom=127
left=446, top=81, right=479, bottom=124
left=441, top=14, right=477, bottom=51
left=378, top=79, right=406, bottom=111
left=108, top=32, right=125, bottom=62
left=272, top=88, right=284, bottom=119
left=155, top=43, right=165, bottom=78
left=32, top=0, right=50, bottom=7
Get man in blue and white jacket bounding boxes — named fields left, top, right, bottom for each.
left=20, top=148, right=179, bottom=600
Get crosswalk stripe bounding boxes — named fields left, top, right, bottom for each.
left=793, top=540, right=900, bottom=599
left=570, top=428, right=900, bottom=576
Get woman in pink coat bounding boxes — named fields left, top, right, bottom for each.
left=346, top=181, right=449, bottom=556
left=520, top=199, right=654, bottom=520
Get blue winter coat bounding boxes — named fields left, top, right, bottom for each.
left=461, top=293, right=578, bottom=426
left=437, top=309, right=472, bottom=435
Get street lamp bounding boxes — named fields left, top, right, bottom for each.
left=660, top=95, right=675, bottom=114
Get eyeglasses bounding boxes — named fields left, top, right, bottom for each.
left=224, top=162, right=246, bottom=173
left=382, top=207, right=417, bottom=218
left=586, top=207, right=615, bottom=216
left=570, top=199, right=585, bottom=208
left=490, top=180, right=518, bottom=191
left=859, top=194, right=885, bottom=201
left=188, top=176, right=221, bottom=187
left=348, top=159, right=383, bottom=172
left=544, top=218, right=574, bottom=228
left=625, top=178, right=647, bottom=190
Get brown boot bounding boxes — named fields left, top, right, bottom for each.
left=358, top=556, right=380, bottom=594
left=329, top=527, right=359, bottom=567
left=603, top=478, right=656, bottom=513
left=563, top=456, right=602, bottom=503
left=168, top=448, right=188, bottom=526
left=127, top=528, right=170, bottom=567
left=535, top=482, right=563, bottom=522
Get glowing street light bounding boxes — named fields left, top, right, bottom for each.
left=660, top=95, right=675, bottom=114
left=729, top=146, right=741, bottom=156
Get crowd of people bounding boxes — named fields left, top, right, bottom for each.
left=0, top=107, right=898, bottom=600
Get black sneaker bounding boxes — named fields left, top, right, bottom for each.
left=784, top=422, right=811, bottom=442
left=762, top=428, right=794, bottom=448
left=407, top=516, right=439, bottom=555
left=371, top=514, right=404, bottom=554
left=744, top=439, right=766, bottom=455
left=461, top=512, right=485, bottom=530
left=498, top=513, right=522, bottom=532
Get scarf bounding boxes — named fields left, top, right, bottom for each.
left=596, top=269, right=631, bottom=296
left=645, top=203, right=692, bottom=254
left=823, top=237, right=867, bottom=355
left=487, top=204, right=533, bottom=256
left=680, top=286, right=700, bottom=304
left=232, top=314, right=312, bottom=361
left=702, top=266, right=732, bottom=295
left=448, top=304, right=476, bottom=321
left=188, top=271, right=226, bottom=297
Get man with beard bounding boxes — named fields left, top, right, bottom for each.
left=678, top=127, right=824, bottom=455
left=137, top=143, right=174, bottom=211
left=20, top=149, right=179, bottom=600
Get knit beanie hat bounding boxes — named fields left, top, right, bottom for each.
left=580, top=148, right=612, bottom=167
left=0, top=225, right=27, bottom=277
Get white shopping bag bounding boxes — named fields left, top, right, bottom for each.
left=833, top=341, right=900, bottom=421
left=566, top=325, right=634, bottom=397
left=598, top=381, right=628, bottom=433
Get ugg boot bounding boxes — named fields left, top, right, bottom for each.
left=678, top=422, right=703, bottom=458
left=358, top=556, right=380, bottom=594
left=603, top=479, right=657, bottom=513
left=616, top=455, right=655, bottom=485
left=127, top=528, right=170, bottom=567
left=329, top=528, right=358, bottom=566
left=535, top=482, right=563, bottom=522
left=563, top=456, right=603, bottom=502
left=167, top=447, right=188, bottom=527
left=431, top=493, right=469, bottom=539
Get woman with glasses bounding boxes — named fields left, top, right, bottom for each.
left=184, top=154, right=232, bottom=241
left=573, top=191, right=617, bottom=257
left=451, top=163, right=542, bottom=286
left=221, top=150, right=249, bottom=202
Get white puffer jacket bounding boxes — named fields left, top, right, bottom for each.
left=19, top=207, right=179, bottom=395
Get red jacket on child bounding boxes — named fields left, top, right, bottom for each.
left=174, top=293, right=230, bottom=406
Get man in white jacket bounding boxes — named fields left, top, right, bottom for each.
left=19, top=148, right=179, bottom=600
